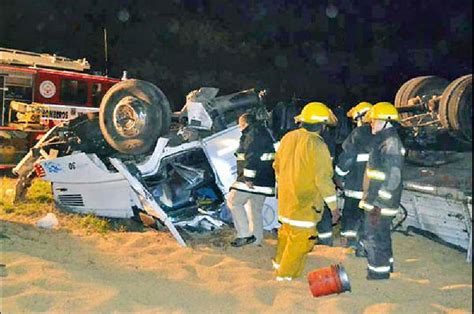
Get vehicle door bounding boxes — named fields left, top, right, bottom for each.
left=201, top=125, right=241, bottom=193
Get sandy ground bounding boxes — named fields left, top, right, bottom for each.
left=0, top=216, right=472, bottom=314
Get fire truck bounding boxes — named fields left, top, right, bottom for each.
left=0, top=48, right=120, bottom=169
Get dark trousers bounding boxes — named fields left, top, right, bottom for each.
left=316, top=206, right=333, bottom=245
left=363, top=211, right=393, bottom=279
left=340, top=197, right=363, bottom=240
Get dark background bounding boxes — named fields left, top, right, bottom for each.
left=0, top=0, right=472, bottom=110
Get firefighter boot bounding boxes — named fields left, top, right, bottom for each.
left=316, top=207, right=333, bottom=246
left=367, top=268, right=390, bottom=280
left=317, top=235, right=334, bottom=247
left=231, top=236, right=256, bottom=247
left=345, top=237, right=358, bottom=249
left=355, top=241, right=367, bottom=258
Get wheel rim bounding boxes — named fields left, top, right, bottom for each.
left=113, top=96, right=147, bottom=138
left=394, top=76, right=449, bottom=128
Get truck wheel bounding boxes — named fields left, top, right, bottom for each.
left=439, top=74, right=472, bottom=142
left=394, top=76, right=449, bottom=127
left=99, top=80, right=171, bottom=155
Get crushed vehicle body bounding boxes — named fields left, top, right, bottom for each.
left=17, top=80, right=279, bottom=246
left=401, top=157, right=472, bottom=262
left=14, top=74, right=473, bottom=257
left=392, top=75, right=472, bottom=262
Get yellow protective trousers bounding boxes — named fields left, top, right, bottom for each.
left=273, top=223, right=317, bottom=279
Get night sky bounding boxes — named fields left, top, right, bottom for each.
left=1, top=0, right=472, bottom=109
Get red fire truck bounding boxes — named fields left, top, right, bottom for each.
left=0, top=48, right=120, bottom=169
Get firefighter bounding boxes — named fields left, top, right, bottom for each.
left=315, top=124, right=338, bottom=246
left=334, top=102, right=373, bottom=248
left=272, top=102, right=339, bottom=281
left=227, top=113, right=276, bottom=247
left=290, top=107, right=337, bottom=246
left=358, top=102, right=405, bottom=280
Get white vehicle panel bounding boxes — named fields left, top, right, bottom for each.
left=40, top=153, right=139, bottom=218
left=41, top=153, right=120, bottom=183
left=137, top=137, right=169, bottom=177
left=53, top=180, right=137, bottom=218
left=202, top=125, right=241, bottom=192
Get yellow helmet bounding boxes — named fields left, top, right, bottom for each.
left=347, top=102, right=373, bottom=120
left=295, top=102, right=338, bottom=125
left=363, top=102, right=400, bottom=123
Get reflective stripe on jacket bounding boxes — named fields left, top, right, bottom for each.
left=344, top=189, right=364, bottom=199
left=359, top=200, right=400, bottom=217
left=335, top=124, right=372, bottom=192
left=231, top=181, right=275, bottom=196
left=273, top=128, right=337, bottom=225
left=360, top=127, right=405, bottom=214
left=231, top=124, right=276, bottom=196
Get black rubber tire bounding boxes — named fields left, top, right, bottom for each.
left=394, top=77, right=414, bottom=116
left=160, top=91, right=172, bottom=138
left=439, top=74, right=472, bottom=142
left=394, top=76, right=449, bottom=127
left=99, top=79, right=171, bottom=155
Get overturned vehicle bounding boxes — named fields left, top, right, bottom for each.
left=14, top=80, right=280, bottom=246
left=390, top=75, right=472, bottom=262
left=13, top=74, right=472, bottom=258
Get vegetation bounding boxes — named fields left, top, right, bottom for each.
left=79, top=214, right=111, bottom=234
left=1, top=177, right=142, bottom=234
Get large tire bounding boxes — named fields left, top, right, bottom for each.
left=394, top=76, right=449, bottom=127
left=99, top=79, right=171, bottom=155
left=439, top=74, right=472, bottom=142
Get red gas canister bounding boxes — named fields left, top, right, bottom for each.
left=307, top=264, right=351, bottom=297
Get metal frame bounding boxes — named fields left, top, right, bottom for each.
left=401, top=184, right=472, bottom=262
left=0, top=47, right=90, bottom=72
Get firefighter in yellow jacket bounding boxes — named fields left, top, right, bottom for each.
left=272, top=102, right=340, bottom=281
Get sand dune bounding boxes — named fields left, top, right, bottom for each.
left=0, top=218, right=472, bottom=313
